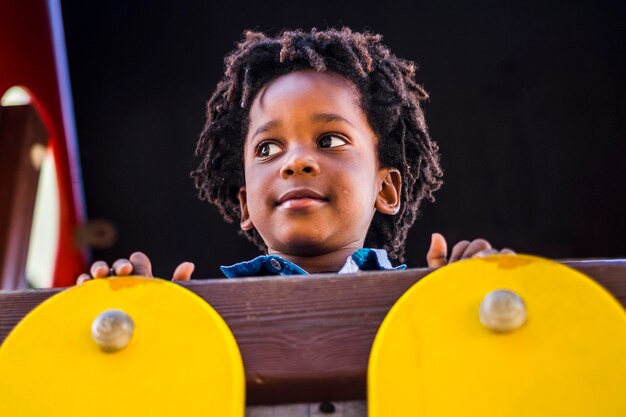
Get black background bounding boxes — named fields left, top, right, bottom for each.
left=61, top=0, right=626, bottom=277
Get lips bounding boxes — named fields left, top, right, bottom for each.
left=276, top=188, right=328, bottom=209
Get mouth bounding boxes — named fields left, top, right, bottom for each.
left=276, top=188, right=328, bottom=209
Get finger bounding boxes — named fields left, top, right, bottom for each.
left=472, top=248, right=499, bottom=258
left=112, top=258, right=133, bottom=276
left=90, top=261, right=110, bottom=278
left=129, top=251, right=153, bottom=277
left=449, top=240, right=471, bottom=263
left=461, top=239, right=492, bottom=259
left=426, top=233, right=448, bottom=268
left=500, top=248, right=516, bottom=255
left=76, top=274, right=93, bottom=285
left=172, top=262, right=195, bottom=281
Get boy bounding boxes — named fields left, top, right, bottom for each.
left=79, top=28, right=511, bottom=283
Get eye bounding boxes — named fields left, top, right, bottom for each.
left=256, top=142, right=281, bottom=158
left=318, top=134, right=348, bottom=149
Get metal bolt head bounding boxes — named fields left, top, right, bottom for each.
left=479, top=289, right=527, bottom=332
left=91, top=309, right=134, bottom=352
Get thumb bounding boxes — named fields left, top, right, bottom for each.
left=172, top=262, right=195, bottom=281
left=426, top=233, right=448, bottom=268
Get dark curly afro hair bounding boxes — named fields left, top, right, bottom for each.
left=192, top=27, right=443, bottom=261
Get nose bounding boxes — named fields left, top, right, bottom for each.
left=280, top=148, right=320, bottom=178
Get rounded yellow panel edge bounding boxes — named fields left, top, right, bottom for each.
left=0, top=277, right=245, bottom=417
left=368, top=255, right=626, bottom=417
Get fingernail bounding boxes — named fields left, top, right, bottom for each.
left=77, top=275, right=92, bottom=285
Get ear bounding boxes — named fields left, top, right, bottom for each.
left=375, top=168, right=402, bottom=215
left=238, top=187, right=255, bottom=231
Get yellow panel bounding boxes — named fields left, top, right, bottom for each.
left=368, top=255, right=626, bottom=417
left=0, top=277, right=244, bottom=417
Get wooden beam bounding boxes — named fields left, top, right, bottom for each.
left=0, top=260, right=624, bottom=404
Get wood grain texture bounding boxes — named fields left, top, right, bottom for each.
left=0, top=260, right=624, bottom=404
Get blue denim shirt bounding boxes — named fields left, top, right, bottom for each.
left=221, top=248, right=406, bottom=278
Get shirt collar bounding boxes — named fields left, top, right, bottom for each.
left=220, top=248, right=406, bottom=278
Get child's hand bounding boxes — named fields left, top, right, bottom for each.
left=426, top=233, right=514, bottom=268
left=76, top=252, right=194, bottom=284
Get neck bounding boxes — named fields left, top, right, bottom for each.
left=268, top=246, right=361, bottom=273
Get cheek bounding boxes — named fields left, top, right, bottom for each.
left=336, top=163, right=380, bottom=205
left=334, top=183, right=377, bottom=224
left=243, top=171, right=272, bottom=219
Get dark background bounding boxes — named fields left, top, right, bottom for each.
left=60, top=0, right=626, bottom=277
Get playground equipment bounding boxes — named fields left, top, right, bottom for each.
left=0, top=257, right=624, bottom=416
left=0, top=277, right=244, bottom=417
left=369, top=255, right=626, bottom=416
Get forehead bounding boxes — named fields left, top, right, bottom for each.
left=248, top=70, right=363, bottom=125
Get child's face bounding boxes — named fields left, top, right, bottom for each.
left=238, top=70, right=400, bottom=256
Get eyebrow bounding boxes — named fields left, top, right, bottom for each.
left=250, top=113, right=354, bottom=140
left=251, top=120, right=281, bottom=140
left=310, top=113, right=354, bottom=127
